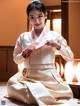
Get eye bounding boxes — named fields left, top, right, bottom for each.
left=38, top=15, right=43, bottom=18
left=30, top=16, right=34, bottom=20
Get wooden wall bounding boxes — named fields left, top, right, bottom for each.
left=0, top=47, right=17, bottom=81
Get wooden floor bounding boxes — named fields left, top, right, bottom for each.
left=0, top=82, right=38, bottom=106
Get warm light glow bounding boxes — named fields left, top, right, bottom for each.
left=55, top=50, right=60, bottom=55
left=64, top=62, right=74, bottom=83
left=76, top=62, right=80, bottom=83
left=55, top=62, right=60, bottom=74
left=46, top=20, right=50, bottom=30
left=18, top=62, right=24, bottom=71
left=53, top=9, right=61, bottom=12
left=61, top=63, right=64, bottom=77
left=53, top=19, right=61, bottom=34
left=55, top=62, right=64, bottom=76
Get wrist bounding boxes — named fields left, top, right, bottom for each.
left=22, top=52, right=26, bottom=58
left=56, top=45, right=61, bottom=50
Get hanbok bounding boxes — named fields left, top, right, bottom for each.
left=7, top=26, right=79, bottom=106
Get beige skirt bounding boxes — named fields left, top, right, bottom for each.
left=7, top=65, right=73, bottom=106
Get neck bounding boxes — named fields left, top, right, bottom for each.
left=34, top=27, right=44, bottom=37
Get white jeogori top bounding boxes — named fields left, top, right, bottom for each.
left=13, top=26, right=74, bottom=69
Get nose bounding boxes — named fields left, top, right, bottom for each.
left=35, top=18, right=39, bottom=23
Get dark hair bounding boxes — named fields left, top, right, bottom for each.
left=26, top=1, right=47, bottom=16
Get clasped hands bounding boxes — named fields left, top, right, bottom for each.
left=46, top=40, right=61, bottom=50
left=22, top=45, right=35, bottom=58
left=22, top=40, right=61, bottom=58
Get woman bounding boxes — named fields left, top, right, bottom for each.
left=7, top=1, right=74, bottom=106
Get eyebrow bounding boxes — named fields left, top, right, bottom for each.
left=29, top=12, right=43, bottom=16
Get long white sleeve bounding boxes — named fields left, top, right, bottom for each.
left=13, top=35, right=25, bottom=64
left=13, top=32, right=33, bottom=64
left=55, top=32, right=74, bottom=61
left=59, top=38, right=74, bottom=61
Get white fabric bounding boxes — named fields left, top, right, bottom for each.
left=13, top=26, right=74, bottom=65
left=7, top=26, right=76, bottom=106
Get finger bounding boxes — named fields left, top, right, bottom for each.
left=46, top=40, right=49, bottom=43
left=28, top=46, right=35, bottom=50
left=27, top=49, right=33, bottom=52
left=26, top=51, right=32, bottom=57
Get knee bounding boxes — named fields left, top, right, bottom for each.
left=7, top=73, right=19, bottom=86
left=7, top=73, right=19, bottom=97
left=7, top=83, right=36, bottom=104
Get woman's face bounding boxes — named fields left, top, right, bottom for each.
left=29, top=9, right=47, bottom=30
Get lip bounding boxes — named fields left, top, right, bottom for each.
left=35, top=24, right=41, bottom=26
